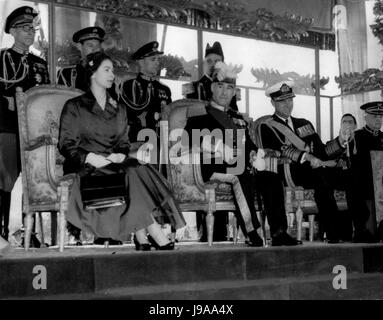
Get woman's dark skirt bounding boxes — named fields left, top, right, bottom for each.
left=66, top=163, right=186, bottom=241
left=0, top=133, right=18, bottom=192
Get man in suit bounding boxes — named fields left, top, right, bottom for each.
left=0, top=6, right=50, bottom=241
left=184, top=63, right=298, bottom=246
left=120, top=41, right=171, bottom=145
left=183, top=42, right=239, bottom=241
left=258, top=81, right=356, bottom=243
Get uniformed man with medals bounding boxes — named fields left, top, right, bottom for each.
left=119, top=41, right=171, bottom=151
left=183, top=41, right=239, bottom=111
left=57, top=26, right=117, bottom=99
left=0, top=6, right=50, bottom=241
left=184, top=63, right=298, bottom=246
left=258, top=81, right=356, bottom=243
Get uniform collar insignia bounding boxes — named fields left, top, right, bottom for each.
left=139, top=72, right=159, bottom=82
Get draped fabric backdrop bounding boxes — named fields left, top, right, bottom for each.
left=336, top=0, right=382, bottom=128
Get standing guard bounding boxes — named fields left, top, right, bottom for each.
left=183, top=41, right=239, bottom=111
left=57, top=26, right=118, bottom=99
left=119, top=41, right=171, bottom=146
left=0, top=6, right=50, bottom=240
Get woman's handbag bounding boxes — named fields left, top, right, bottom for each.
left=80, top=172, right=128, bottom=210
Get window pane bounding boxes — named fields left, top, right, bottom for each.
left=158, top=25, right=198, bottom=81
left=320, top=49, right=341, bottom=97
left=320, top=97, right=331, bottom=142
left=249, top=88, right=316, bottom=129
left=160, top=79, right=188, bottom=101
left=55, top=6, right=159, bottom=84
left=203, top=31, right=316, bottom=94
left=0, top=1, right=49, bottom=59
left=333, top=97, right=342, bottom=137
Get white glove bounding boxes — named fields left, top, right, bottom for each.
left=85, top=153, right=111, bottom=168
left=106, top=153, right=126, bottom=163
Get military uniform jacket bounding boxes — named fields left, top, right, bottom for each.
left=57, top=63, right=88, bottom=92
left=0, top=48, right=49, bottom=133
left=119, top=73, right=171, bottom=142
left=184, top=104, right=257, bottom=181
left=259, top=114, right=344, bottom=169
left=185, top=74, right=238, bottom=111
left=57, top=62, right=118, bottom=100
left=349, top=126, right=383, bottom=199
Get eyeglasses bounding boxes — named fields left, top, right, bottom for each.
left=16, top=25, right=39, bottom=33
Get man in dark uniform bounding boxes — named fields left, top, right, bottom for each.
left=183, top=42, right=238, bottom=240
left=0, top=6, right=50, bottom=240
left=258, top=81, right=351, bottom=243
left=349, top=102, right=383, bottom=241
left=184, top=63, right=298, bottom=246
left=183, top=41, right=239, bottom=111
left=57, top=26, right=117, bottom=99
left=119, top=41, right=171, bottom=144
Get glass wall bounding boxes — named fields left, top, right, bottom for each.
left=0, top=0, right=348, bottom=141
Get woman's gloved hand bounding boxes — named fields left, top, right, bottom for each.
left=85, top=153, right=111, bottom=168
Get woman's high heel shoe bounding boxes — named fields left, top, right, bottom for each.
left=133, top=235, right=151, bottom=251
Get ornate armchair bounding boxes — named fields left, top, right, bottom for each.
left=16, top=85, right=83, bottom=251
left=161, top=99, right=264, bottom=246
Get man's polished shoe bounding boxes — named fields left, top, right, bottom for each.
left=247, top=231, right=264, bottom=247
left=272, top=231, right=299, bottom=246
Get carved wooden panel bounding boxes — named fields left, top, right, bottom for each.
left=371, top=150, right=383, bottom=224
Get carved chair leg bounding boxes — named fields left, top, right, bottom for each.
left=38, top=212, right=47, bottom=248
left=232, top=214, right=238, bottom=244
left=58, top=182, right=70, bottom=252
left=58, top=210, right=66, bottom=252
left=206, top=211, right=215, bottom=246
left=296, top=207, right=303, bottom=243
left=308, top=214, right=315, bottom=242
left=24, top=214, right=33, bottom=251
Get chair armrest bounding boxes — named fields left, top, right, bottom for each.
left=25, top=134, right=56, bottom=151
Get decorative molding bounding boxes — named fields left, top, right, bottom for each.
left=57, top=0, right=335, bottom=50
left=335, top=68, right=383, bottom=94
left=371, top=0, right=383, bottom=46
left=251, top=68, right=329, bottom=95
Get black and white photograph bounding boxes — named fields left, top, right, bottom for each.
left=0, top=0, right=383, bottom=305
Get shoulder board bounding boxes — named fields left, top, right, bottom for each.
left=182, top=82, right=195, bottom=96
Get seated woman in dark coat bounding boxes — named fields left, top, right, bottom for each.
left=58, top=52, right=185, bottom=250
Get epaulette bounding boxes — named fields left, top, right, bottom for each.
left=182, top=82, right=195, bottom=96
